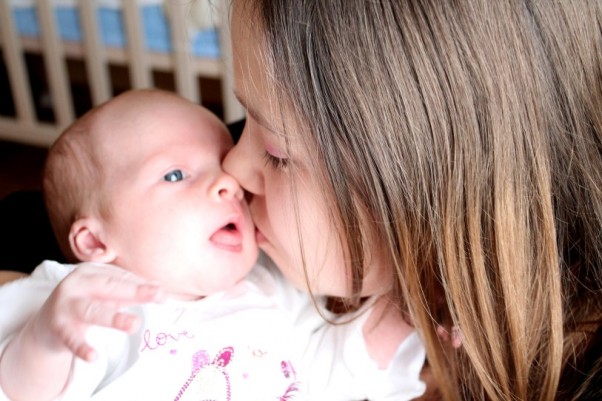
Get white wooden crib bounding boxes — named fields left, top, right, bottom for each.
left=0, top=0, right=244, bottom=147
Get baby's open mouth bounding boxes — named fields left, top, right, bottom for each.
left=209, top=221, right=243, bottom=252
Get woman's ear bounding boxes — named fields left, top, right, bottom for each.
left=69, top=218, right=117, bottom=263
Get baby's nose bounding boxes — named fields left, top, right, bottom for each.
left=210, top=172, right=243, bottom=201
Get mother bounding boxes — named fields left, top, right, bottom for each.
left=223, top=0, right=602, bottom=400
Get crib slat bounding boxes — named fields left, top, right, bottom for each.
left=123, top=1, right=152, bottom=89
left=0, top=0, right=243, bottom=148
left=217, top=1, right=245, bottom=123
left=36, top=0, right=75, bottom=129
left=169, top=2, right=200, bottom=104
left=79, top=0, right=111, bottom=105
left=0, top=119, right=58, bottom=147
left=0, top=1, right=36, bottom=126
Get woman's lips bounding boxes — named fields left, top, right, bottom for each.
left=210, top=223, right=243, bottom=252
left=255, top=227, right=267, bottom=244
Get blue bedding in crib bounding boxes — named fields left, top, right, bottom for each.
left=12, top=5, right=220, bottom=58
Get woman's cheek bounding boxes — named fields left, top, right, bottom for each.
left=269, top=184, right=299, bottom=257
left=296, top=183, right=351, bottom=295
left=263, top=167, right=350, bottom=295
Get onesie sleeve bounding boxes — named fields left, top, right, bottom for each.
left=0, top=260, right=72, bottom=400
left=0, top=260, right=125, bottom=400
left=0, top=260, right=72, bottom=339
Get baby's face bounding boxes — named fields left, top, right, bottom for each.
left=97, top=98, right=258, bottom=299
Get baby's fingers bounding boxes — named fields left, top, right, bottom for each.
left=91, top=274, right=164, bottom=303
left=131, top=283, right=165, bottom=303
left=73, top=342, right=97, bottom=362
left=64, top=265, right=165, bottom=303
left=72, top=299, right=141, bottom=333
left=55, top=324, right=98, bottom=362
left=69, top=313, right=136, bottom=361
left=112, top=312, right=140, bottom=333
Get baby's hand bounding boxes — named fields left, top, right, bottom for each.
left=31, top=263, right=164, bottom=362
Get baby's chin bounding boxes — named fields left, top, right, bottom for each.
left=168, top=275, right=251, bottom=301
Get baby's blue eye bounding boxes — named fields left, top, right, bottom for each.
left=163, top=169, right=185, bottom=182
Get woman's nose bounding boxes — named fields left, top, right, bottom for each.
left=209, top=172, right=243, bottom=201
left=223, top=130, right=263, bottom=195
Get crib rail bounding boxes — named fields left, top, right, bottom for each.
left=0, top=0, right=244, bottom=147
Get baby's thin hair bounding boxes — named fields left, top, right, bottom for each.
left=43, top=110, right=106, bottom=261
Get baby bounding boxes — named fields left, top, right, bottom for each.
left=0, top=90, right=425, bottom=400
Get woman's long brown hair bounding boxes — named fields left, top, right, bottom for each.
left=238, top=0, right=602, bottom=399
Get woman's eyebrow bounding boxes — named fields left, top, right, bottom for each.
left=233, top=91, right=278, bottom=134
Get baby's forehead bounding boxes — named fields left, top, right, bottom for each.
left=93, top=92, right=216, bottom=131
left=84, top=92, right=231, bottom=170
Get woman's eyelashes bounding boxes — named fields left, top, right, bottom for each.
left=163, top=169, right=187, bottom=182
left=263, top=141, right=290, bottom=170
left=263, top=151, right=289, bottom=170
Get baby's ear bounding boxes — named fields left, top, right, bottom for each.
left=69, top=218, right=116, bottom=263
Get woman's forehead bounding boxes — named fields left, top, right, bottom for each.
left=230, top=0, right=316, bottom=161
left=231, top=34, right=299, bottom=139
